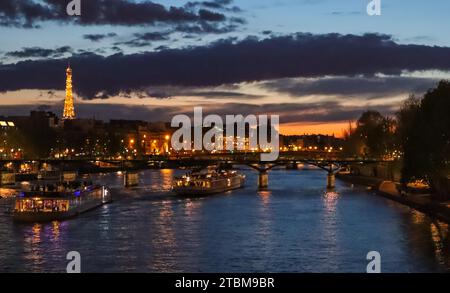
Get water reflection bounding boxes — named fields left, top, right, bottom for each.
left=323, top=190, right=339, bottom=214
left=183, top=199, right=203, bottom=218
left=51, top=221, right=60, bottom=241
left=160, top=169, right=174, bottom=191
left=159, top=200, right=174, bottom=218
left=150, top=199, right=178, bottom=271
left=258, top=190, right=272, bottom=206
left=23, top=223, right=43, bottom=268
left=319, top=189, right=340, bottom=270
left=256, top=189, right=273, bottom=247
left=30, top=223, right=41, bottom=245
left=149, top=169, right=174, bottom=191
left=430, top=221, right=450, bottom=266
left=411, top=210, right=426, bottom=224
left=2, top=169, right=450, bottom=272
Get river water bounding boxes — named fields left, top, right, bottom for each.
left=0, top=167, right=449, bottom=273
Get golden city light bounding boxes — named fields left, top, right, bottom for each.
left=62, top=64, right=75, bottom=120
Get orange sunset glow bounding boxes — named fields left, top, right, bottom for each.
left=280, top=122, right=351, bottom=137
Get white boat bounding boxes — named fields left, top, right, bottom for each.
left=12, top=181, right=111, bottom=222
left=173, top=168, right=245, bottom=196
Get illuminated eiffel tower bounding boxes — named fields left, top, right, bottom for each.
left=62, top=64, right=76, bottom=120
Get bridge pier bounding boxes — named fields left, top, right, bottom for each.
left=247, top=163, right=277, bottom=189
left=327, top=172, right=336, bottom=189
left=258, top=171, right=269, bottom=189
left=311, top=162, right=341, bottom=190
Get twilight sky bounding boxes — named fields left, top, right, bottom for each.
left=1, top=0, right=450, bottom=136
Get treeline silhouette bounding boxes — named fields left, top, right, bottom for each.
left=344, top=81, right=450, bottom=199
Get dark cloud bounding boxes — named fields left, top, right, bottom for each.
left=154, top=45, right=171, bottom=51
left=83, top=33, right=117, bottom=42
left=0, top=101, right=396, bottom=125
left=5, top=46, right=72, bottom=58
left=84, top=34, right=107, bottom=42
left=114, top=31, right=171, bottom=47
left=185, top=0, right=242, bottom=13
left=133, top=86, right=265, bottom=99
left=0, top=0, right=233, bottom=27
left=2, top=33, right=450, bottom=99
left=205, top=102, right=398, bottom=124
left=182, top=34, right=199, bottom=39
left=110, top=46, right=123, bottom=52
left=0, top=0, right=54, bottom=28
left=174, top=21, right=239, bottom=34
left=261, top=76, right=440, bottom=99
left=191, top=91, right=263, bottom=99
left=138, top=32, right=171, bottom=41
left=198, top=9, right=226, bottom=21
left=115, top=18, right=241, bottom=48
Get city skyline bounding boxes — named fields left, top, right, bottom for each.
left=1, top=0, right=450, bottom=136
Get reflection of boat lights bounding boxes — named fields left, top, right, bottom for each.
left=258, top=190, right=271, bottom=205
left=411, top=210, right=426, bottom=224
left=52, top=221, right=60, bottom=240
left=429, top=222, right=448, bottom=264
left=323, top=190, right=339, bottom=213
left=31, top=223, right=41, bottom=244
left=324, top=190, right=339, bottom=201
left=102, top=186, right=109, bottom=203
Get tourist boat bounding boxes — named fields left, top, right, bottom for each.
left=173, top=168, right=245, bottom=196
left=406, top=179, right=432, bottom=194
left=12, top=181, right=111, bottom=222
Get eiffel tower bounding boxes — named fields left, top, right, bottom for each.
left=62, top=64, right=75, bottom=120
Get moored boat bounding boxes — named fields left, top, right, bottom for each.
left=173, top=168, right=245, bottom=196
left=12, top=181, right=111, bottom=222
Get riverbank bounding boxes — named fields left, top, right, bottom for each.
left=336, top=174, right=450, bottom=223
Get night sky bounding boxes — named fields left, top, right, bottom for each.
left=1, top=0, right=450, bottom=135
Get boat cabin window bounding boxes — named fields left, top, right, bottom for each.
left=15, top=199, right=70, bottom=212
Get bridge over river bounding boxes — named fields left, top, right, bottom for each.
left=1, top=151, right=391, bottom=189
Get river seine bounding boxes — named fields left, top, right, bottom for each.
left=0, top=167, right=449, bottom=272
